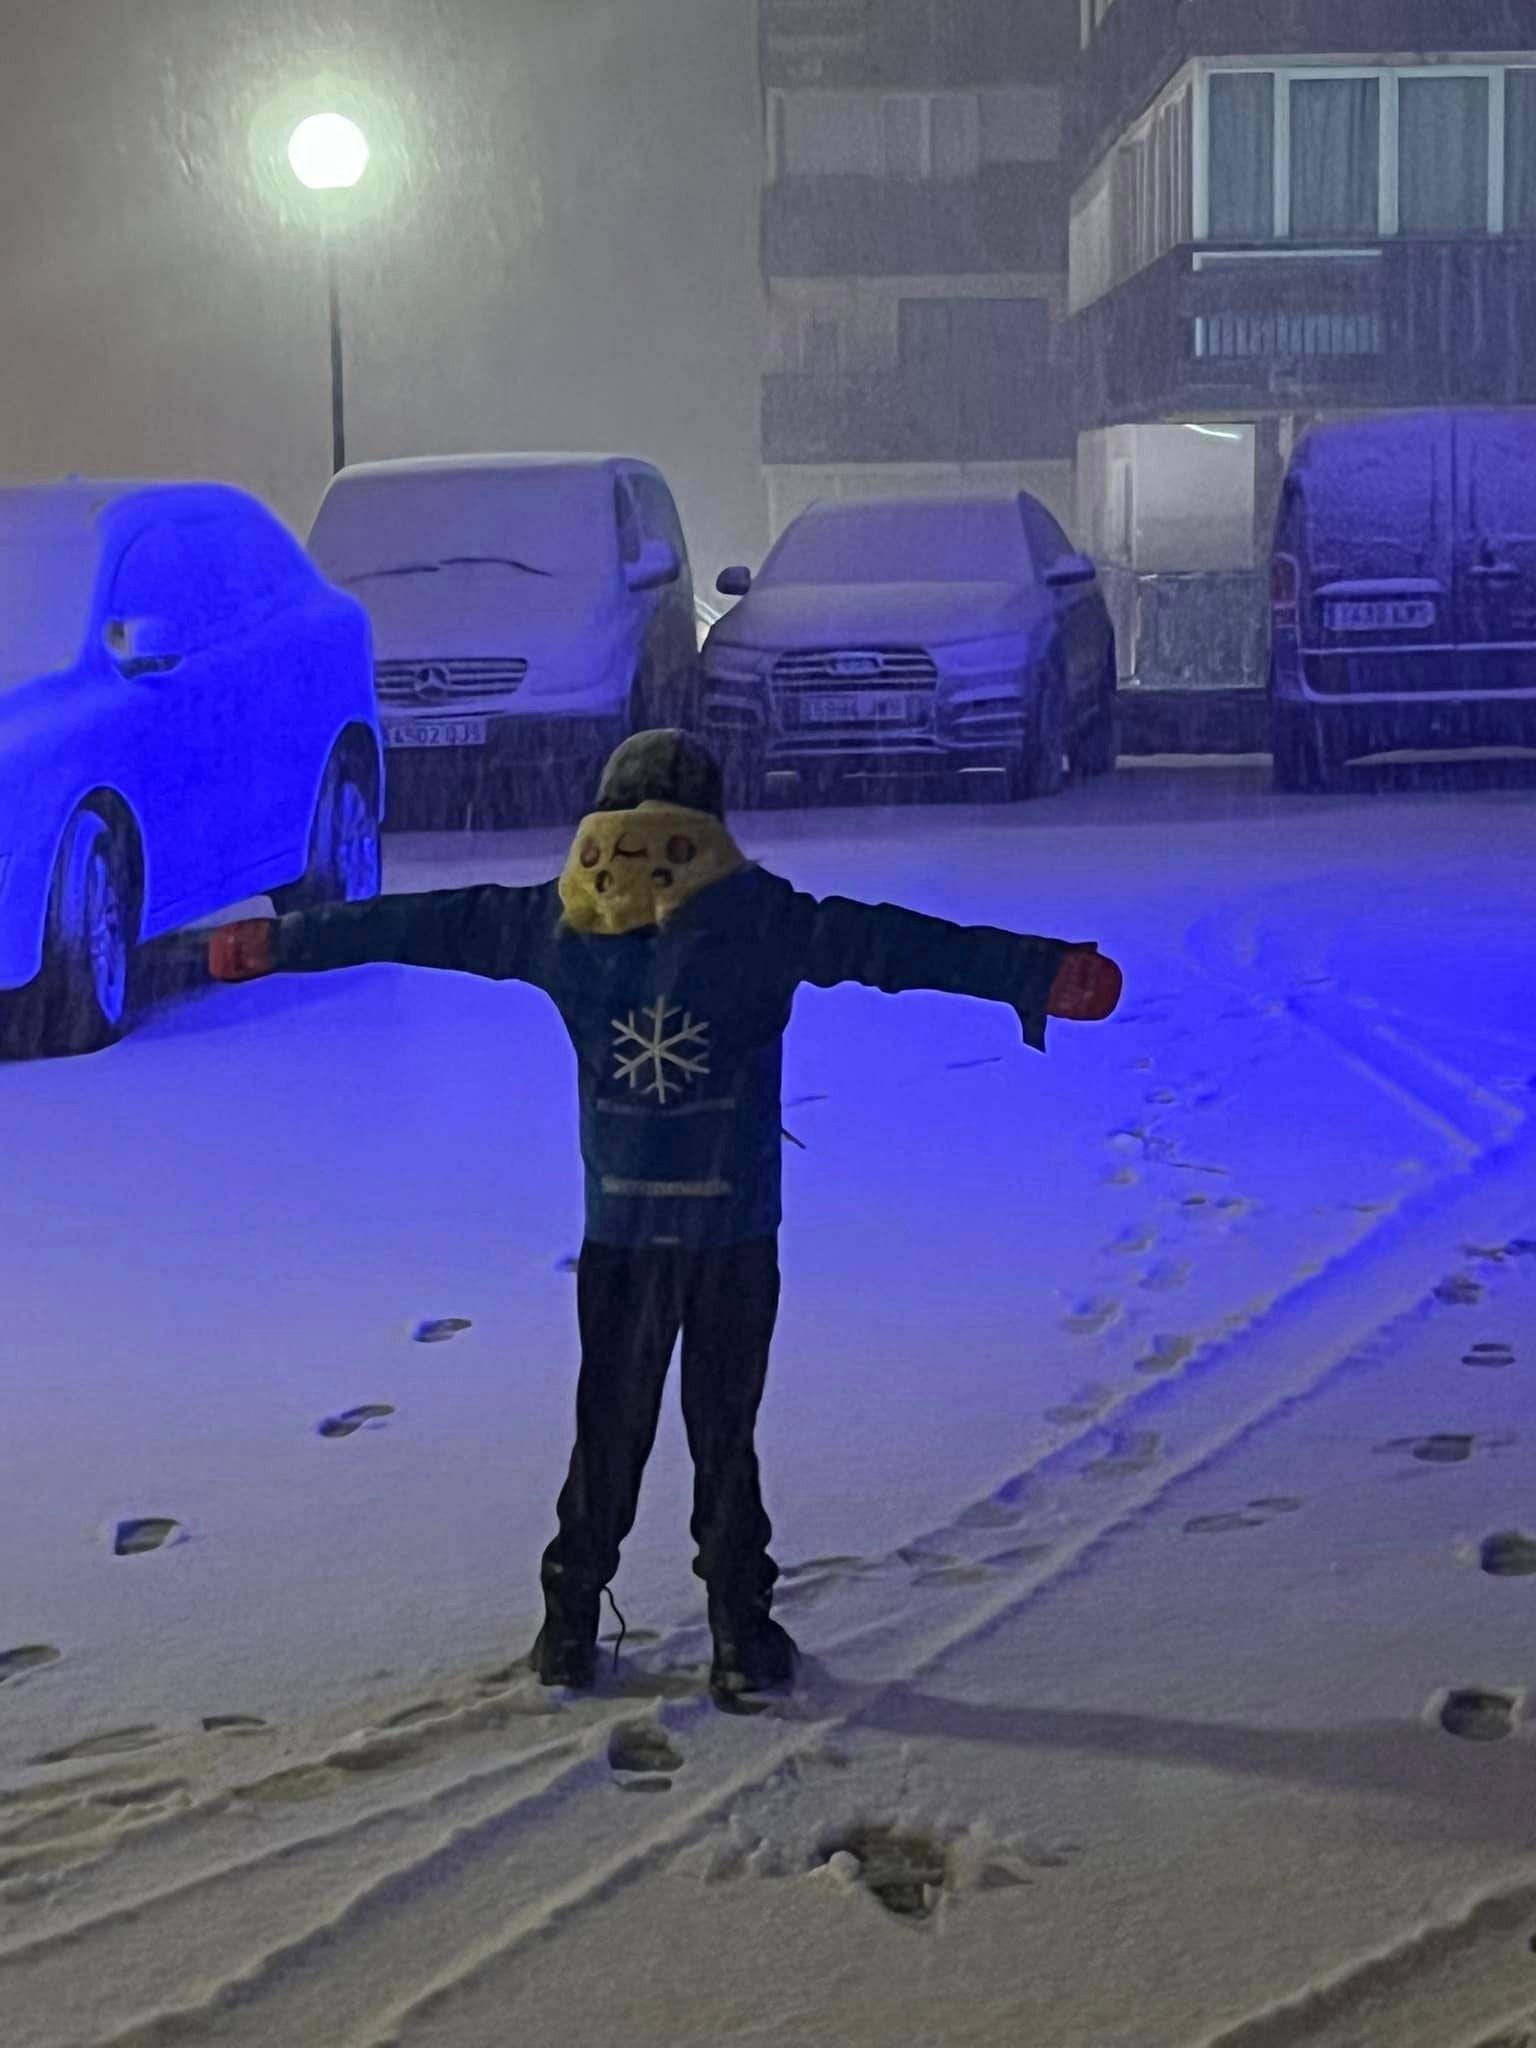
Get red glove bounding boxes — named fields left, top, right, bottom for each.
left=1048, top=944, right=1122, bottom=1022
left=209, top=919, right=276, bottom=984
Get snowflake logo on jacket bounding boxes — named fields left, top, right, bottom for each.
left=612, top=998, right=711, bottom=1104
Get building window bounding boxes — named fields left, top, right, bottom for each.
left=1196, top=64, right=1525, bottom=246
left=1208, top=72, right=1274, bottom=240
left=931, top=94, right=981, bottom=180
left=1508, top=70, right=1536, bottom=229
left=773, top=87, right=1059, bottom=181
left=1289, top=77, right=1380, bottom=238
left=1400, top=76, right=1491, bottom=234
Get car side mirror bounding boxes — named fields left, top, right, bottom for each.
left=626, top=538, right=682, bottom=594
left=107, top=616, right=184, bottom=675
left=1045, top=553, right=1098, bottom=590
left=716, top=565, right=753, bottom=599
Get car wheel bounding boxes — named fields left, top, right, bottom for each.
left=1075, top=656, right=1120, bottom=780
left=1012, top=680, right=1068, bottom=800
left=721, top=735, right=767, bottom=812
left=273, top=749, right=382, bottom=914
left=0, top=808, right=137, bottom=1059
left=1272, top=700, right=1341, bottom=795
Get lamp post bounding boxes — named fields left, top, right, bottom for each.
left=287, top=113, right=371, bottom=474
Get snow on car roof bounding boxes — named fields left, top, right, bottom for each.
left=0, top=478, right=267, bottom=537
left=332, top=454, right=658, bottom=482
left=795, top=492, right=1020, bottom=522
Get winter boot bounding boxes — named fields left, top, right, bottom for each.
left=528, top=1585, right=601, bottom=1690
left=707, top=1592, right=799, bottom=1706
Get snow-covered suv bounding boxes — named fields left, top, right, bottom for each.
left=700, top=494, right=1116, bottom=805
left=309, top=456, right=698, bottom=823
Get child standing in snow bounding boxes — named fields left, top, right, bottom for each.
left=210, top=732, right=1121, bottom=1705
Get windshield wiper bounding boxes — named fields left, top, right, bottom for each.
left=343, top=563, right=442, bottom=583
left=438, top=554, right=554, bottom=578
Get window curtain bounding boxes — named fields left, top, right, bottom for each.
left=1290, top=77, right=1379, bottom=237
left=1208, top=73, right=1274, bottom=239
left=1506, top=70, right=1536, bottom=230
left=1400, top=77, right=1489, bottom=234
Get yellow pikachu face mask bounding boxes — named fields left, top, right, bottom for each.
left=558, top=801, right=746, bottom=936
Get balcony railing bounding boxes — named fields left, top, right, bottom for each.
left=763, top=166, right=1067, bottom=278
left=763, top=364, right=1075, bottom=466
left=1074, top=236, right=1536, bottom=428
left=762, top=0, right=1075, bottom=90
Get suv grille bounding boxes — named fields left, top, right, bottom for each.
left=771, top=647, right=938, bottom=688
left=376, top=658, right=529, bottom=704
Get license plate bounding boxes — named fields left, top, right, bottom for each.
left=802, top=691, right=911, bottom=724
left=384, top=717, right=489, bottom=750
left=1325, top=599, right=1435, bottom=634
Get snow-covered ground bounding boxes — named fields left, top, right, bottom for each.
left=3, top=763, right=1536, bottom=2047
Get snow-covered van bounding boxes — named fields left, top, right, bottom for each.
left=309, top=456, right=698, bottom=822
left=1270, top=412, right=1536, bottom=791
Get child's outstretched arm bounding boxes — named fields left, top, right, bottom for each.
left=208, top=883, right=559, bottom=990
left=791, top=891, right=1121, bottom=1048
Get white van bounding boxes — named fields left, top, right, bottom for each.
left=309, top=455, right=698, bottom=821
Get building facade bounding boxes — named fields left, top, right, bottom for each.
left=758, top=0, right=1079, bottom=540
left=1069, top=0, right=1536, bottom=687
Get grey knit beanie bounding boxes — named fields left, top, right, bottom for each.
left=595, top=729, right=725, bottom=818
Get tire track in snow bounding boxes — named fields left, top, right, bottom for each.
left=1198, top=1873, right=1536, bottom=2048
left=70, top=1135, right=1536, bottom=2048
left=15, top=944, right=1532, bottom=2043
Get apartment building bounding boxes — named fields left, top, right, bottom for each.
left=1069, top=0, right=1536, bottom=686
left=759, top=0, right=1079, bottom=539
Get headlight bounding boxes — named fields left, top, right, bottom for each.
left=705, top=643, right=769, bottom=684
left=935, top=634, right=1037, bottom=678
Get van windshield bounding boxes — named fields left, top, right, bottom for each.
left=309, top=469, right=614, bottom=587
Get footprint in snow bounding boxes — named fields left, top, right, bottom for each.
left=780, top=1554, right=874, bottom=1579
left=984, top=1542, right=1054, bottom=1570
left=1135, top=1333, right=1195, bottom=1377
left=0, top=1645, right=61, bottom=1686
left=203, top=1715, right=269, bottom=1737
left=1439, top=1688, right=1518, bottom=1743
left=1083, top=1430, right=1163, bottom=1481
left=413, top=1318, right=473, bottom=1344
left=32, top=1727, right=167, bottom=1766
left=1139, top=1259, right=1191, bottom=1294
left=1060, top=1298, right=1121, bottom=1337
left=1435, top=1274, right=1486, bottom=1307
left=1376, top=1433, right=1515, bottom=1467
left=1185, top=1497, right=1303, bottom=1536
left=608, top=1721, right=684, bottom=1777
left=1464, top=1341, right=1517, bottom=1369
left=1481, top=1532, right=1536, bottom=1578
left=318, top=1404, right=395, bottom=1440
left=1106, top=1225, right=1159, bottom=1257
left=113, top=1518, right=180, bottom=1557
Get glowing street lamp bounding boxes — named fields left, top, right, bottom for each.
left=288, top=114, right=370, bottom=473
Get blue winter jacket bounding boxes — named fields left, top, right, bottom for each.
left=274, top=866, right=1066, bottom=1249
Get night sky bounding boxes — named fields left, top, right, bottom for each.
left=0, top=0, right=768, bottom=571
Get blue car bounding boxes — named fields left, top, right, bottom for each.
left=0, top=481, right=383, bottom=1056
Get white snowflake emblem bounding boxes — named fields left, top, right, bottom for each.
left=612, top=998, right=711, bottom=1104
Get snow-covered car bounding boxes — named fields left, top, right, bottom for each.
left=1271, top=411, right=1536, bottom=792
left=0, top=480, right=383, bottom=1058
left=308, top=456, right=699, bottom=823
left=700, top=494, right=1117, bottom=804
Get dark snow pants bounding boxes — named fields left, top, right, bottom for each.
left=540, top=1237, right=781, bottom=1610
